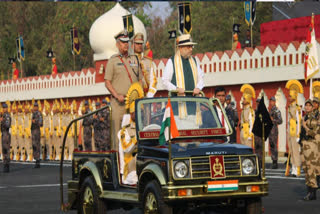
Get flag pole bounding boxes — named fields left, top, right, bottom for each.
left=168, top=98, right=173, bottom=185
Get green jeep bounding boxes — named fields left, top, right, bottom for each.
left=60, top=95, right=268, bottom=214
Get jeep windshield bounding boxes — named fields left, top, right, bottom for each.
left=136, top=97, right=231, bottom=141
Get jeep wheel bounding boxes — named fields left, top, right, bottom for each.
left=246, top=197, right=262, bottom=214
left=78, top=176, right=107, bottom=214
left=142, top=180, right=172, bottom=214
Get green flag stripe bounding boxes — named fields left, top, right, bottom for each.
left=159, top=117, right=170, bottom=145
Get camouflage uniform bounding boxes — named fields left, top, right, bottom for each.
left=31, top=110, right=43, bottom=161
left=93, top=110, right=104, bottom=151
left=82, top=109, right=93, bottom=151
left=299, top=108, right=320, bottom=200
left=1, top=111, right=11, bottom=165
left=100, top=107, right=111, bottom=150
left=269, top=105, right=283, bottom=161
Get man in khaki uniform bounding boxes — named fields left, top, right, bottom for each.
left=16, top=104, right=24, bottom=161
left=41, top=101, right=52, bottom=160
left=10, top=102, right=18, bottom=160
left=132, top=33, right=157, bottom=97
left=52, top=102, right=62, bottom=160
left=105, top=30, right=143, bottom=150
left=285, top=80, right=303, bottom=177
left=240, top=84, right=255, bottom=148
left=24, top=103, right=32, bottom=161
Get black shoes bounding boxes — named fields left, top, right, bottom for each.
left=34, top=160, right=40, bottom=168
left=304, top=186, right=317, bottom=201
left=272, top=160, right=278, bottom=169
left=3, top=164, right=9, bottom=173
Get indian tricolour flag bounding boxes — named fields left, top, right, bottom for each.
left=159, top=99, right=180, bottom=145
left=207, top=180, right=239, bottom=192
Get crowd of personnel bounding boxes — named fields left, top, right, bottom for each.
left=1, top=30, right=320, bottom=200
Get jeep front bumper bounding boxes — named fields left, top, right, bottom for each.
left=162, top=180, right=268, bottom=201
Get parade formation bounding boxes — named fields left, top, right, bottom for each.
left=1, top=1, right=320, bottom=214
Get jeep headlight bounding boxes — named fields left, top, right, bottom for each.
left=174, top=161, right=189, bottom=178
left=241, top=158, right=255, bottom=175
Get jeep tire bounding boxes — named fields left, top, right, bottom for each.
left=78, top=176, right=107, bottom=214
left=142, top=180, right=173, bottom=214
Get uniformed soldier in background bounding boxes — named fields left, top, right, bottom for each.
left=24, top=103, right=32, bottom=161
left=82, top=100, right=93, bottom=151
left=240, top=84, right=255, bottom=148
left=31, top=102, right=43, bottom=168
left=132, top=32, right=157, bottom=97
left=42, top=101, right=51, bottom=160
left=285, top=80, right=303, bottom=177
left=105, top=30, right=143, bottom=150
left=268, top=96, right=283, bottom=169
left=10, top=102, right=18, bottom=160
left=16, top=103, right=24, bottom=161
left=52, top=101, right=61, bottom=160
left=1, top=103, right=11, bottom=172
left=300, top=99, right=319, bottom=200
left=100, top=99, right=111, bottom=150
left=93, top=102, right=103, bottom=151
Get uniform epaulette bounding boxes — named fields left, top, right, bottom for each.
left=110, top=53, right=120, bottom=58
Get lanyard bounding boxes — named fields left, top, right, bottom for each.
left=118, top=56, right=133, bottom=84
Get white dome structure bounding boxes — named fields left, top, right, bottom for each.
left=89, top=3, right=147, bottom=61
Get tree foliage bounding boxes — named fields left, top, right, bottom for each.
left=0, top=2, right=272, bottom=80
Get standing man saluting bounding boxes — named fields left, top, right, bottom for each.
left=1, top=103, right=11, bottom=173
left=162, top=34, right=204, bottom=95
left=105, top=30, right=143, bottom=150
left=31, top=102, right=43, bottom=168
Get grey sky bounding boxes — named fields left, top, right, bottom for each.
left=145, top=1, right=172, bottom=21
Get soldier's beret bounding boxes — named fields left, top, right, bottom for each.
left=305, top=99, right=313, bottom=106
left=231, top=101, right=235, bottom=106
left=2, top=103, right=8, bottom=108
left=34, top=102, right=38, bottom=107
left=269, top=96, right=276, bottom=101
left=226, top=95, right=231, bottom=100
left=84, top=100, right=89, bottom=106
left=102, top=99, right=108, bottom=104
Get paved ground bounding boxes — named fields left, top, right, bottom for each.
left=0, top=160, right=319, bottom=214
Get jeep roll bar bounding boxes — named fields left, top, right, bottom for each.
left=59, top=104, right=112, bottom=211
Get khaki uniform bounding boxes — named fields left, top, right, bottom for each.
left=288, top=102, right=302, bottom=173
left=11, top=112, right=18, bottom=160
left=105, top=53, right=142, bottom=150
left=139, top=55, right=157, bottom=98
left=118, top=120, right=137, bottom=185
left=16, top=112, right=24, bottom=161
left=23, top=112, right=32, bottom=161
left=52, top=112, right=61, bottom=160
left=240, top=105, right=255, bottom=148
left=42, top=113, right=52, bottom=160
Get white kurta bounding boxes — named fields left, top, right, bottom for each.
left=162, top=58, right=204, bottom=91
